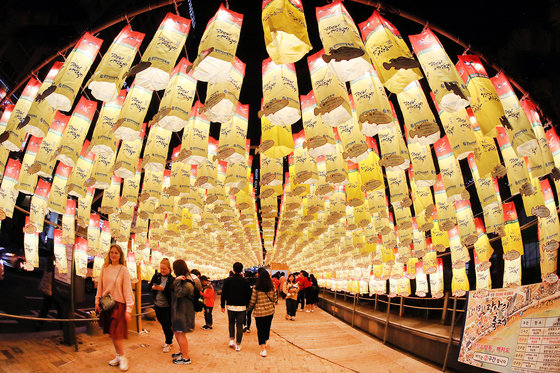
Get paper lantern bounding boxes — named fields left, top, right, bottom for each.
left=135, top=13, right=190, bottom=91
left=316, top=0, right=371, bottom=82
left=88, top=141, right=119, bottom=190
left=307, top=50, right=351, bottom=127
left=521, top=97, right=556, bottom=178
left=433, top=175, right=457, bottom=231
left=89, top=90, right=126, bottom=157
left=474, top=251, right=492, bottom=290
left=429, top=259, right=444, bottom=298
left=66, top=141, right=95, bottom=198
left=261, top=0, right=311, bottom=64
left=53, top=229, right=67, bottom=274
left=77, top=187, right=95, bottom=228
left=407, top=141, right=437, bottom=187
left=142, top=125, right=172, bottom=172
left=218, top=103, right=249, bottom=164
left=225, top=156, right=250, bottom=192
left=153, top=58, right=196, bottom=131
left=55, top=96, right=97, bottom=168
left=357, top=138, right=383, bottom=192
left=0, top=159, right=21, bottom=220
left=473, top=217, right=493, bottom=267
left=415, top=262, right=428, bottom=297
left=291, top=132, right=318, bottom=184
left=378, top=123, right=410, bottom=171
left=491, top=72, right=538, bottom=158
left=15, top=136, right=42, bottom=195
left=359, top=11, right=422, bottom=94
left=411, top=219, right=427, bottom=257
left=45, top=33, right=102, bottom=112
left=61, top=199, right=76, bottom=245
left=195, top=158, right=218, bottom=190
left=24, top=62, right=62, bottom=138
left=201, top=57, right=245, bottom=123
left=451, top=267, right=469, bottom=297
left=537, top=179, right=559, bottom=283
left=409, top=168, right=435, bottom=231
left=503, top=256, right=521, bottom=288
left=29, top=179, right=51, bottom=233
left=435, top=104, right=477, bottom=161
left=192, top=5, right=243, bottom=83
left=430, top=215, right=450, bottom=252
left=114, top=82, right=152, bottom=141
left=119, top=161, right=141, bottom=207
left=434, top=136, right=467, bottom=201
left=336, top=102, right=368, bottom=163
left=260, top=117, right=294, bottom=159
left=502, top=202, right=524, bottom=260
left=24, top=217, right=39, bottom=269
left=455, top=199, right=478, bottom=246
left=349, top=70, right=393, bottom=137
left=496, top=126, right=532, bottom=196
left=99, top=175, right=121, bottom=215
left=46, top=162, right=72, bottom=215
left=397, top=80, right=440, bottom=145
left=88, top=25, right=145, bottom=102
left=521, top=165, right=546, bottom=217
left=456, top=55, right=507, bottom=138
left=259, top=59, right=300, bottom=126
left=422, top=245, right=438, bottom=275
left=29, top=112, right=69, bottom=178
left=261, top=153, right=284, bottom=187
left=0, top=78, right=41, bottom=151
left=0, top=108, right=13, bottom=175
left=183, top=104, right=211, bottom=165
left=410, top=28, right=470, bottom=112
left=114, top=122, right=146, bottom=178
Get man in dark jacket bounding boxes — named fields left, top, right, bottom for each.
left=221, top=262, right=251, bottom=351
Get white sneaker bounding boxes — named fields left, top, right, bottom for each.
left=305, top=310, right=310, bottom=312
left=260, top=349, right=267, bottom=357
left=108, top=355, right=120, bottom=366
left=229, top=340, right=235, bottom=348
left=119, top=356, right=128, bottom=371
left=235, top=344, right=242, bottom=351
left=162, top=344, right=171, bottom=353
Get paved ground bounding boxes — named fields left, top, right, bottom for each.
left=0, top=299, right=439, bottom=373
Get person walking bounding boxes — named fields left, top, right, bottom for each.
left=170, top=260, right=195, bottom=365
left=200, top=275, right=215, bottom=330
left=221, top=262, right=251, bottom=351
left=95, top=244, right=134, bottom=372
left=244, top=271, right=256, bottom=333
left=149, top=258, right=174, bottom=352
left=278, top=272, right=287, bottom=299
left=308, top=274, right=320, bottom=312
left=247, top=268, right=278, bottom=357
left=35, top=253, right=62, bottom=331
left=283, top=274, right=299, bottom=321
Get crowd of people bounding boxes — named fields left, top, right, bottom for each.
left=94, top=244, right=319, bottom=370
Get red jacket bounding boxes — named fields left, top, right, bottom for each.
left=297, top=276, right=312, bottom=289
left=201, top=285, right=215, bottom=307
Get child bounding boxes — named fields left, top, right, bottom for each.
left=200, top=276, right=215, bottom=330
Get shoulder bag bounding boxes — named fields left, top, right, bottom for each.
left=99, top=266, right=123, bottom=312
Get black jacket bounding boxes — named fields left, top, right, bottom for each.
left=149, top=272, right=174, bottom=306
left=220, top=274, right=251, bottom=309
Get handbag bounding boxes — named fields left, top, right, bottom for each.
left=99, top=266, right=123, bottom=312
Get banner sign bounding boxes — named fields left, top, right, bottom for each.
left=458, top=281, right=560, bottom=372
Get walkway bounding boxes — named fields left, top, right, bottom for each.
left=0, top=299, right=439, bottom=372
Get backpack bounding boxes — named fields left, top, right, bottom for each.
left=185, top=278, right=204, bottom=312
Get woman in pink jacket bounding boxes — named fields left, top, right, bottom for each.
left=95, top=244, right=134, bottom=371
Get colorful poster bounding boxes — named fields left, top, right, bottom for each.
left=458, top=281, right=560, bottom=372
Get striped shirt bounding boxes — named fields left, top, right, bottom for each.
left=248, top=289, right=278, bottom=318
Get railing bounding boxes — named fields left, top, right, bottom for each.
left=320, top=288, right=464, bottom=372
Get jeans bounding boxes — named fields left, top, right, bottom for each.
left=154, top=306, right=174, bottom=345
left=245, top=308, right=253, bottom=330
left=286, top=298, right=297, bottom=317
left=297, top=288, right=306, bottom=310
left=203, top=306, right=213, bottom=326
left=227, top=310, right=245, bottom=344
left=255, top=314, right=274, bottom=345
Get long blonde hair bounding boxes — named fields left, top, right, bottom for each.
left=103, top=244, right=125, bottom=267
